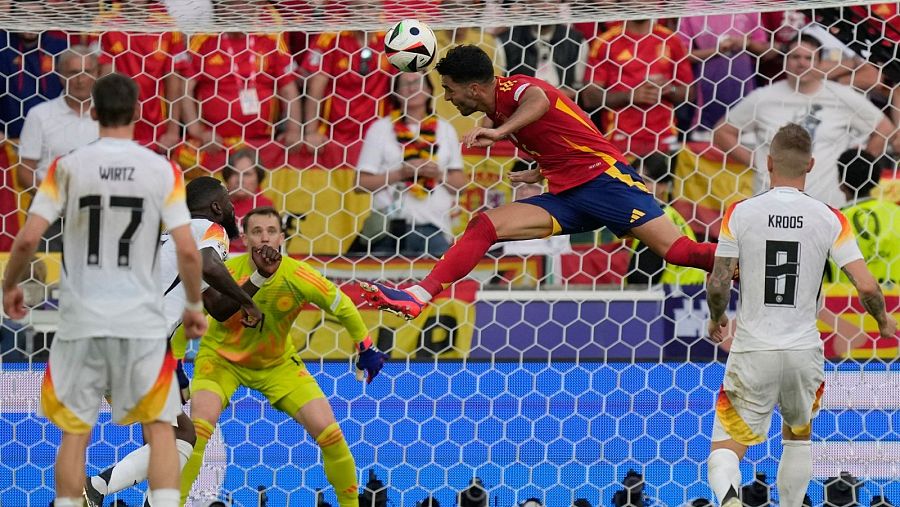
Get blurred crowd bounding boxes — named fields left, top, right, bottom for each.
left=0, top=0, right=897, bottom=285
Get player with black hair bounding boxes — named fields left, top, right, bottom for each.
left=362, top=45, right=718, bottom=319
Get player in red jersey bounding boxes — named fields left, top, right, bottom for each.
left=362, top=45, right=718, bottom=319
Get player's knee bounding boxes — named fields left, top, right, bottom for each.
left=782, top=423, right=812, bottom=441
left=142, top=420, right=175, bottom=443
left=175, top=413, right=197, bottom=447
left=467, top=212, right=494, bottom=232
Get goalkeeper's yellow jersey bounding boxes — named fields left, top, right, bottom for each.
left=202, top=254, right=369, bottom=369
left=830, top=198, right=900, bottom=285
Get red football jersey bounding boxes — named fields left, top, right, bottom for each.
left=301, top=32, right=395, bottom=147
left=100, top=24, right=188, bottom=145
left=489, top=74, right=627, bottom=194
left=184, top=33, right=295, bottom=141
left=585, top=24, right=693, bottom=156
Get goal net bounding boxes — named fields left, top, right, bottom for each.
left=1, top=1, right=899, bottom=506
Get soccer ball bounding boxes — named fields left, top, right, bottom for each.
left=384, top=19, right=437, bottom=72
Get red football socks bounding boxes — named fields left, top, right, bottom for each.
left=664, top=236, right=717, bottom=272
left=420, top=213, right=498, bottom=297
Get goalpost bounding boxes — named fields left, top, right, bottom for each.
left=1, top=1, right=899, bottom=506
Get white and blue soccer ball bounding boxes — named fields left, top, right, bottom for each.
left=384, top=19, right=437, bottom=72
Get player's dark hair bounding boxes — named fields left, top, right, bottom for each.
left=634, top=153, right=673, bottom=184
left=242, top=206, right=283, bottom=233
left=435, top=45, right=494, bottom=84
left=838, top=148, right=882, bottom=197
left=223, top=148, right=267, bottom=186
left=92, top=73, right=139, bottom=127
left=185, top=176, right=226, bottom=212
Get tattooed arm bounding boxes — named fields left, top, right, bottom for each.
left=707, top=256, right=739, bottom=343
left=842, top=259, right=897, bottom=338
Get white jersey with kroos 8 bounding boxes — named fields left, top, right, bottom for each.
left=28, top=137, right=191, bottom=341
left=716, top=186, right=863, bottom=352
left=158, top=218, right=229, bottom=337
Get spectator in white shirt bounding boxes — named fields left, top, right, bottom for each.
left=17, top=45, right=99, bottom=252
left=355, top=72, right=468, bottom=258
left=714, top=34, right=895, bottom=208
left=18, top=45, right=99, bottom=192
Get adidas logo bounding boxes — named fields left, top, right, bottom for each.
left=629, top=209, right=645, bottom=223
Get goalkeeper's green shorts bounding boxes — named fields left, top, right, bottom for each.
left=191, top=346, right=325, bottom=417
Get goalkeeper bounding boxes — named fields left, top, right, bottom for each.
left=179, top=206, right=388, bottom=507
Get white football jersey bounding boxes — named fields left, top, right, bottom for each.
left=157, top=218, right=229, bottom=337
left=29, top=137, right=191, bottom=340
left=716, top=187, right=863, bottom=352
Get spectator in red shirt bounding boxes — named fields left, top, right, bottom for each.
left=223, top=148, right=274, bottom=253
left=180, top=30, right=302, bottom=168
left=582, top=19, right=693, bottom=158
left=301, top=30, right=395, bottom=167
left=98, top=0, right=188, bottom=152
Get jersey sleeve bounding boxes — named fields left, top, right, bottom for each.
left=584, top=38, right=610, bottom=86
left=98, top=31, right=120, bottom=66
left=198, top=222, right=229, bottom=259
left=829, top=207, right=865, bottom=268
left=18, top=106, right=43, bottom=161
left=28, top=156, right=66, bottom=223
left=267, top=33, right=297, bottom=89
left=289, top=262, right=369, bottom=345
left=170, top=32, right=191, bottom=76
left=161, top=161, right=191, bottom=231
left=300, top=33, right=334, bottom=75
left=715, top=201, right=741, bottom=258
left=356, top=118, right=390, bottom=174
left=181, top=35, right=208, bottom=79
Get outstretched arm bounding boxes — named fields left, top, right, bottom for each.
left=296, top=265, right=387, bottom=382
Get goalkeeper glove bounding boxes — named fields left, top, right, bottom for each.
left=355, top=336, right=388, bottom=384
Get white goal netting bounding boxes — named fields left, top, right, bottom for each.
left=1, top=1, right=899, bottom=506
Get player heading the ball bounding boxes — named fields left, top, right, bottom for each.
left=361, top=45, right=719, bottom=320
